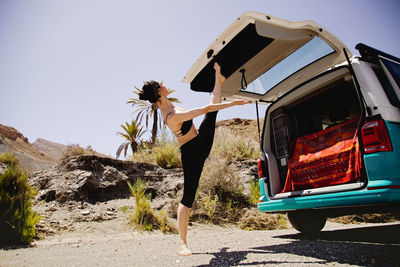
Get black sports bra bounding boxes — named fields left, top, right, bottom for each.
left=166, top=113, right=193, bottom=137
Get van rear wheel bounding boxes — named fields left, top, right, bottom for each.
left=287, top=210, right=326, bottom=236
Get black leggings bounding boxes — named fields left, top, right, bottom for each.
left=180, top=111, right=218, bottom=208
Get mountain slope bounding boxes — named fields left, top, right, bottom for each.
left=0, top=124, right=56, bottom=172
left=33, top=138, right=68, bottom=161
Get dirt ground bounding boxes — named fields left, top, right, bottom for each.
left=1, top=198, right=400, bottom=267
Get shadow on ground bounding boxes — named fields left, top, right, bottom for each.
left=194, top=224, right=400, bottom=267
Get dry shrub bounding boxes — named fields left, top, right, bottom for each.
left=188, top=158, right=251, bottom=223
left=0, top=152, right=19, bottom=166
left=129, top=148, right=154, bottom=164
left=238, top=208, right=288, bottom=230
left=153, top=142, right=181, bottom=169
left=130, top=129, right=181, bottom=168
left=329, top=213, right=400, bottom=224
left=249, top=179, right=261, bottom=205
left=128, top=179, right=177, bottom=233
left=198, top=158, right=247, bottom=207
left=212, top=127, right=259, bottom=161
left=61, top=144, right=88, bottom=159
left=157, top=210, right=177, bottom=233
left=0, top=153, right=41, bottom=245
left=198, top=193, right=219, bottom=219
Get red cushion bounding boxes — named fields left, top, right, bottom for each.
left=282, top=117, right=361, bottom=192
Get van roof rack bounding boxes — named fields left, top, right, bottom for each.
left=356, top=43, right=400, bottom=63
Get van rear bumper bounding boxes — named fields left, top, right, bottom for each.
left=257, top=179, right=400, bottom=213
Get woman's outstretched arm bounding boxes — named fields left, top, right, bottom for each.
left=167, top=100, right=251, bottom=125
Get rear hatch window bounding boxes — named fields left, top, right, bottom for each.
left=244, top=37, right=334, bottom=95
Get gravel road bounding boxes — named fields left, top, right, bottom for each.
left=1, top=222, right=399, bottom=267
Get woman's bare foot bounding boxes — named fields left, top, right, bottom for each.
left=177, top=243, right=192, bottom=256
left=213, top=62, right=226, bottom=86
left=211, top=62, right=225, bottom=104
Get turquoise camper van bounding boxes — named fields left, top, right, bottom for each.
left=183, top=12, right=400, bottom=234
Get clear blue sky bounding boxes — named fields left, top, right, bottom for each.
left=1, top=0, right=399, bottom=157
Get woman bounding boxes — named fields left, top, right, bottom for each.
left=139, top=63, right=249, bottom=256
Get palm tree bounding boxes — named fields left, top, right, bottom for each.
left=127, top=86, right=181, bottom=145
left=116, top=120, right=145, bottom=159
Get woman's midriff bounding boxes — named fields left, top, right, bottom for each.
left=176, top=125, right=198, bottom=147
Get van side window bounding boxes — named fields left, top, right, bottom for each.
left=372, top=63, right=400, bottom=107
left=381, top=57, right=400, bottom=89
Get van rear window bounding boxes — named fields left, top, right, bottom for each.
left=242, top=37, right=334, bottom=95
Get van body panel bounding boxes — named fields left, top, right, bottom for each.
left=353, top=61, right=400, bottom=122
left=258, top=185, right=400, bottom=213
left=364, top=121, right=400, bottom=181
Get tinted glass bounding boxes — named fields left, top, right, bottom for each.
left=377, top=57, right=400, bottom=107
left=242, top=37, right=335, bottom=95
left=381, top=57, right=400, bottom=89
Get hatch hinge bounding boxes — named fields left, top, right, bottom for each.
left=240, top=69, right=248, bottom=90
left=256, top=100, right=261, bottom=143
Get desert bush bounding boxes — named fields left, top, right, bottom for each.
left=153, top=142, right=181, bottom=168
left=198, top=193, right=219, bottom=219
left=157, top=210, right=176, bottom=233
left=0, top=152, right=19, bottom=166
left=153, top=128, right=181, bottom=168
left=130, top=128, right=181, bottom=168
left=129, top=148, right=155, bottom=164
left=127, top=179, right=176, bottom=233
left=212, top=128, right=259, bottom=161
left=199, top=158, right=248, bottom=207
left=329, top=213, right=400, bottom=224
left=0, top=153, right=41, bottom=245
left=187, top=158, right=251, bottom=223
left=249, top=179, right=261, bottom=205
left=61, top=144, right=87, bottom=159
left=118, top=206, right=133, bottom=214
left=238, top=208, right=288, bottom=230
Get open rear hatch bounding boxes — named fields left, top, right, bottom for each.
left=184, top=12, right=366, bottom=198
left=182, top=11, right=351, bottom=102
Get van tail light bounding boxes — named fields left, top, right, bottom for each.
left=258, top=157, right=265, bottom=178
left=361, top=119, right=392, bottom=154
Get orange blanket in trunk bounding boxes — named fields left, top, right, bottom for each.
left=282, top=117, right=361, bottom=192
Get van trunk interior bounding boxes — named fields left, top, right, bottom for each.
left=268, top=71, right=363, bottom=195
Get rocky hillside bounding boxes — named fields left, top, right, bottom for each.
left=0, top=124, right=56, bottom=172
left=1, top=118, right=261, bottom=172
left=33, top=138, right=68, bottom=161
left=31, top=155, right=183, bottom=207
left=216, top=118, right=264, bottom=143
left=30, top=155, right=257, bottom=206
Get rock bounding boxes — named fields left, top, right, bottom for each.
left=30, top=155, right=184, bottom=204
left=80, top=210, right=91, bottom=216
left=45, top=205, right=58, bottom=212
left=92, top=214, right=104, bottom=222
left=29, top=154, right=258, bottom=215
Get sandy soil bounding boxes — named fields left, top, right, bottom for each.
left=1, top=198, right=399, bottom=267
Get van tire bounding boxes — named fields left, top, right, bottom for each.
left=287, top=211, right=326, bottom=236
